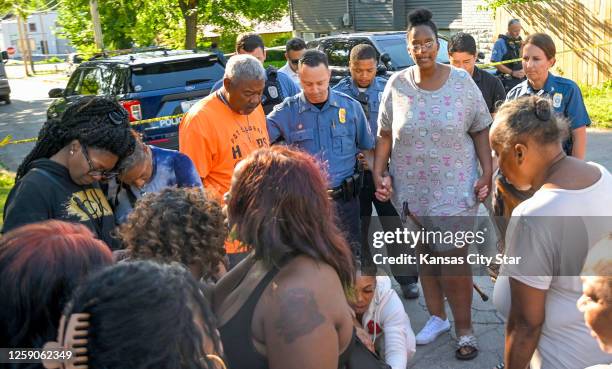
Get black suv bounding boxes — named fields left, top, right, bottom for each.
left=47, top=49, right=225, bottom=149
left=307, top=32, right=449, bottom=85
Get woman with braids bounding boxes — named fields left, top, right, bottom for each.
left=48, top=260, right=226, bottom=369
left=212, top=146, right=356, bottom=369
left=107, top=131, right=202, bottom=225
left=2, top=96, right=135, bottom=248
left=118, top=187, right=226, bottom=281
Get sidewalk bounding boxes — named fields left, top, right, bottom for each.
left=400, top=276, right=504, bottom=369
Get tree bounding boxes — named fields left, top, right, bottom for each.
left=56, top=0, right=289, bottom=52
left=479, top=0, right=544, bottom=12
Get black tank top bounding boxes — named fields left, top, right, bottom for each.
left=218, top=263, right=355, bottom=369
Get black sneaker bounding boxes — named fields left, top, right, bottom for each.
left=401, top=282, right=420, bottom=299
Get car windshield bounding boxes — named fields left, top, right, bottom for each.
left=376, top=37, right=449, bottom=69
left=131, top=58, right=224, bottom=92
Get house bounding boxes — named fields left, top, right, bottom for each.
left=0, top=11, right=75, bottom=60
left=290, top=0, right=497, bottom=56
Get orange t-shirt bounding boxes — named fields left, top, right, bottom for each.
left=180, top=94, right=269, bottom=254
left=179, top=93, right=269, bottom=201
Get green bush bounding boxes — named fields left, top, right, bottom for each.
left=580, top=81, right=612, bottom=128
left=0, top=170, right=15, bottom=227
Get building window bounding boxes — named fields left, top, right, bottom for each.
left=29, top=23, right=37, bottom=32
left=360, top=0, right=387, bottom=2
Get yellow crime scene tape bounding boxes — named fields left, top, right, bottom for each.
left=478, top=40, right=612, bottom=68
left=0, top=113, right=186, bottom=148
left=1, top=40, right=611, bottom=149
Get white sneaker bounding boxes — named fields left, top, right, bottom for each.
left=415, top=315, right=451, bottom=345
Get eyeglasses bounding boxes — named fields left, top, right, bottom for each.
left=408, top=40, right=436, bottom=52
left=81, top=144, right=119, bottom=179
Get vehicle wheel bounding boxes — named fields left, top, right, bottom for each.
left=4, top=97, right=10, bottom=105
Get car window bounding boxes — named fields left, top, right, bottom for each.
left=110, top=66, right=130, bottom=95
left=130, top=58, right=224, bottom=92
left=376, top=37, right=450, bottom=69
left=65, top=65, right=114, bottom=96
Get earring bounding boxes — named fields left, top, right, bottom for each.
left=70, top=150, right=74, bottom=155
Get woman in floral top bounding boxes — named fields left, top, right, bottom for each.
left=373, top=8, right=492, bottom=361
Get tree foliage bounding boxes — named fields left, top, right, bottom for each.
left=479, top=0, right=545, bottom=12
left=55, top=0, right=288, bottom=52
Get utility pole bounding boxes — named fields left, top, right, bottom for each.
left=90, top=0, right=104, bottom=50
left=16, top=15, right=35, bottom=76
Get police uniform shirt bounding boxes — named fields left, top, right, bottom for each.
left=507, top=72, right=591, bottom=129
left=210, top=72, right=301, bottom=103
left=266, top=89, right=375, bottom=188
left=491, top=38, right=511, bottom=63
left=332, top=76, right=387, bottom=135
left=507, top=73, right=591, bottom=153
left=472, top=66, right=506, bottom=114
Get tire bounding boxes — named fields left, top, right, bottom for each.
left=2, top=96, right=9, bottom=104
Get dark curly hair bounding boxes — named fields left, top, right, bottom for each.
left=16, top=96, right=135, bottom=180
left=63, top=260, right=224, bottom=369
left=118, top=187, right=226, bottom=279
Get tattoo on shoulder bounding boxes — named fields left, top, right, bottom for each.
left=274, top=288, right=325, bottom=344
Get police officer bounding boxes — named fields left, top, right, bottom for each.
left=211, top=33, right=300, bottom=114
left=491, top=19, right=526, bottom=92
left=267, top=50, right=375, bottom=256
left=333, top=44, right=419, bottom=299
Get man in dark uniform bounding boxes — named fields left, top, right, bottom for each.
left=211, top=33, right=300, bottom=114
left=449, top=32, right=506, bottom=117
left=491, top=19, right=525, bottom=92
left=267, top=50, right=375, bottom=257
left=333, top=44, right=419, bottom=298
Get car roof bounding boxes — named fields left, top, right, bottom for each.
left=80, top=50, right=218, bottom=67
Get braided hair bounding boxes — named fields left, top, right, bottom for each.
left=16, top=96, right=135, bottom=180
left=64, top=260, right=224, bottom=369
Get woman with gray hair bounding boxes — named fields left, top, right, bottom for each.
left=107, top=130, right=202, bottom=224
left=491, top=96, right=612, bottom=369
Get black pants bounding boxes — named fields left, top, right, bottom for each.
left=333, top=195, right=361, bottom=258
left=360, top=170, right=418, bottom=286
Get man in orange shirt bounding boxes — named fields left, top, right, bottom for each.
left=180, top=54, right=268, bottom=201
left=180, top=54, right=269, bottom=259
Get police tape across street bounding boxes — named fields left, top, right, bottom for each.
left=1, top=40, right=611, bottom=149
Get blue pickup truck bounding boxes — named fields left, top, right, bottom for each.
left=47, top=49, right=225, bottom=149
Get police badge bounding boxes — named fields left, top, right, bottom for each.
left=339, top=108, right=346, bottom=123
left=552, top=93, right=563, bottom=109
left=268, top=86, right=279, bottom=99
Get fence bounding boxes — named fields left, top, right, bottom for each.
left=495, top=0, right=612, bottom=86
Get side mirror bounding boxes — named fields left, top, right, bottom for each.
left=1, top=51, right=8, bottom=63
left=477, top=52, right=485, bottom=61
left=380, top=53, right=391, bottom=64
left=48, top=88, right=64, bottom=98
left=376, top=64, right=387, bottom=76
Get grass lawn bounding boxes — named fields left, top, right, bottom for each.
left=0, top=170, right=14, bottom=227
left=580, top=82, right=612, bottom=129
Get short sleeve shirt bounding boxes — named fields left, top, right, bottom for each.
left=378, top=66, right=492, bottom=216
left=507, top=73, right=591, bottom=131
left=266, top=90, right=375, bottom=188
left=490, top=38, right=508, bottom=62
left=495, top=162, right=612, bottom=369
